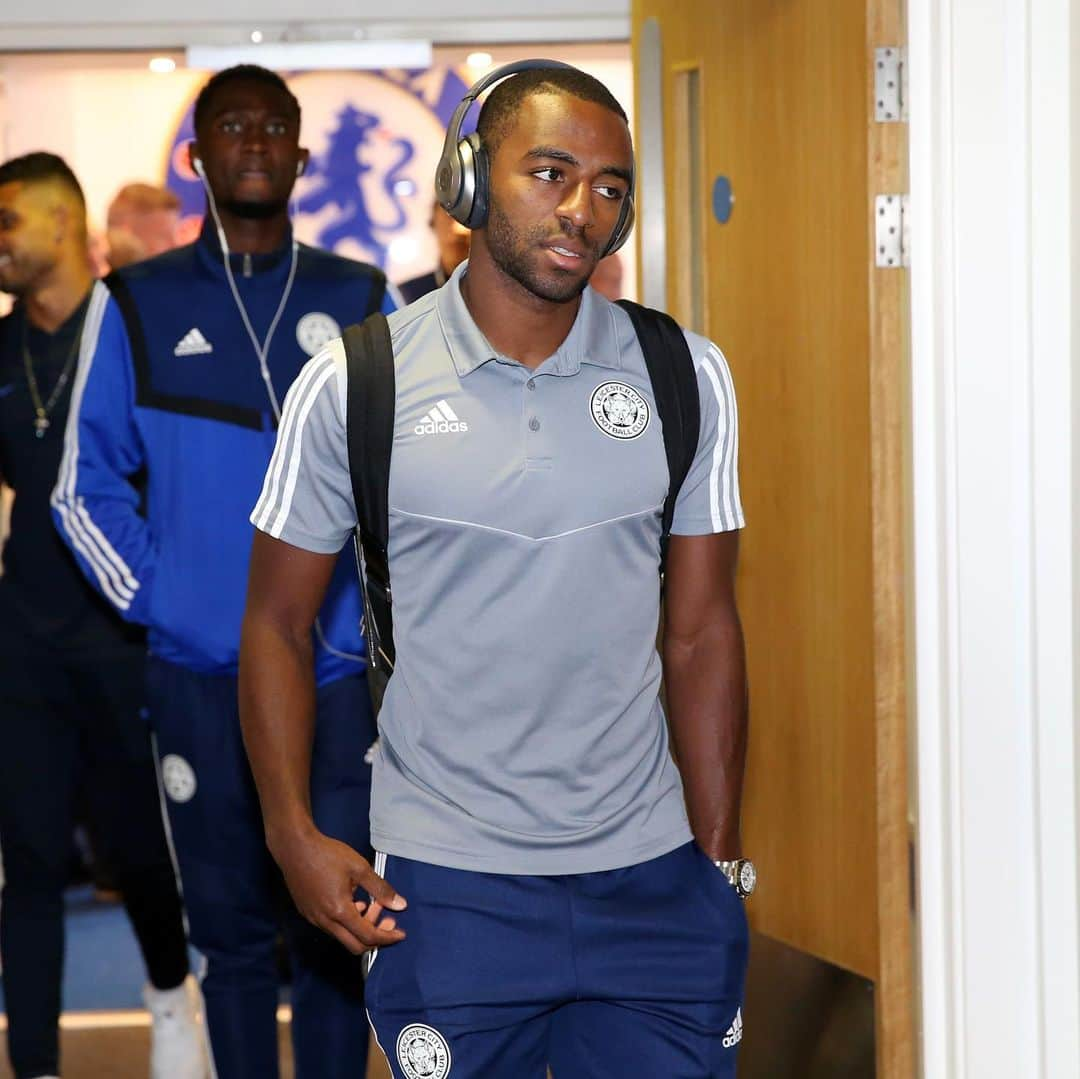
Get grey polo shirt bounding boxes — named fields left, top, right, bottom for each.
left=252, top=262, right=743, bottom=875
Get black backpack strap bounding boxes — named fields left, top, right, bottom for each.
left=343, top=312, right=395, bottom=711
left=616, top=299, right=701, bottom=576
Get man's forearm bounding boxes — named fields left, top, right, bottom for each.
left=663, top=613, right=748, bottom=860
left=238, top=615, right=319, bottom=856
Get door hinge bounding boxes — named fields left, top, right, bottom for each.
left=874, top=46, right=907, bottom=122
left=875, top=194, right=909, bottom=268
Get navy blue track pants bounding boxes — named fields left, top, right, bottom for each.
left=366, top=842, right=749, bottom=1079
left=0, top=642, right=190, bottom=1079
left=146, top=657, right=376, bottom=1079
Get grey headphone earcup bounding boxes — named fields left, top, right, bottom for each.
left=465, top=134, right=489, bottom=230
left=435, top=146, right=464, bottom=223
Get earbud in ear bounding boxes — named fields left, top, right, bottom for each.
left=193, top=157, right=205, bottom=178
left=296, top=160, right=305, bottom=178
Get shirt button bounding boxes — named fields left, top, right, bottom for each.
left=529, top=417, right=541, bottom=432
left=527, top=379, right=536, bottom=390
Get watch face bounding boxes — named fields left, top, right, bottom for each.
left=738, top=860, right=757, bottom=896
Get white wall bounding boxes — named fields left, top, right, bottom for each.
left=909, top=0, right=1080, bottom=1075
left=0, top=0, right=629, bottom=49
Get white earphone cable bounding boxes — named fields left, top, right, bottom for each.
left=195, top=158, right=364, bottom=665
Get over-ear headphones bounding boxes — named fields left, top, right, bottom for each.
left=434, top=59, right=636, bottom=257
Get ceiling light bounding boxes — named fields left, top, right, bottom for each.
left=250, top=30, right=263, bottom=44
left=187, top=39, right=432, bottom=71
left=466, top=51, right=493, bottom=69
left=148, top=57, right=176, bottom=74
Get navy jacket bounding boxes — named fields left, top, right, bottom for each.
left=52, top=223, right=393, bottom=682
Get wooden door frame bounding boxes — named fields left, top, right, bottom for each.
left=867, top=4, right=914, bottom=1076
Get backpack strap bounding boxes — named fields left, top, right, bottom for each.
left=615, top=299, right=701, bottom=576
left=343, top=312, right=395, bottom=711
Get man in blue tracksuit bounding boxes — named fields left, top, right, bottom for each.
left=52, top=65, right=393, bottom=1078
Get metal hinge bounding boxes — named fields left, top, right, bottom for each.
left=874, top=46, right=907, bottom=122
left=875, top=194, right=909, bottom=268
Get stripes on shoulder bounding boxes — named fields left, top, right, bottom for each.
left=252, top=348, right=340, bottom=537
left=694, top=340, right=743, bottom=532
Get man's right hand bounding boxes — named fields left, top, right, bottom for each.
left=271, top=824, right=407, bottom=955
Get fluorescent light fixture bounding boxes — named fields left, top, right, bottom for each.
left=186, top=39, right=432, bottom=71
left=148, top=56, right=176, bottom=74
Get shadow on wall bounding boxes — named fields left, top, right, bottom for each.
left=740, top=931, right=875, bottom=1078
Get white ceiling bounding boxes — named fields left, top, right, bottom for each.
left=2, top=0, right=630, bottom=50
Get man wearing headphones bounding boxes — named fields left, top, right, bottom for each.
left=241, top=64, right=750, bottom=1077
left=53, top=66, right=395, bottom=1077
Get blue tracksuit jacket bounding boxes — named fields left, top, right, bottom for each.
left=52, top=222, right=393, bottom=683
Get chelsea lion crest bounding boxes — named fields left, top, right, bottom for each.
left=396, top=1024, right=451, bottom=1078
left=590, top=381, right=650, bottom=440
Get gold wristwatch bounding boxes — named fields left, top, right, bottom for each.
left=713, top=858, right=756, bottom=899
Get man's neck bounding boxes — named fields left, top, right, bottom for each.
left=217, top=208, right=291, bottom=255
left=460, top=250, right=581, bottom=370
left=25, top=261, right=93, bottom=334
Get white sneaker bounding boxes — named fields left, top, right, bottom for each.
left=143, top=974, right=211, bottom=1079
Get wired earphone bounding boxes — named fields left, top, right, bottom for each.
left=434, top=58, right=636, bottom=257
left=192, top=151, right=363, bottom=664
left=191, top=153, right=297, bottom=424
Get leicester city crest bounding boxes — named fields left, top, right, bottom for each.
left=590, top=381, right=651, bottom=440
left=396, top=1023, right=451, bottom=1079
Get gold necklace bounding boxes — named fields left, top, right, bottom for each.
left=20, top=303, right=87, bottom=438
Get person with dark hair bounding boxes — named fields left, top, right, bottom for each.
left=240, top=63, right=751, bottom=1078
left=192, top=63, right=301, bottom=135
left=0, top=152, right=208, bottom=1079
left=52, top=66, right=395, bottom=1078
left=396, top=201, right=470, bottom=303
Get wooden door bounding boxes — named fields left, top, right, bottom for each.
left=631, top=1, right=912, bottom=1074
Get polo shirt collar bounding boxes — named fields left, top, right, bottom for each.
left=436, top=261, right=623, bottom=378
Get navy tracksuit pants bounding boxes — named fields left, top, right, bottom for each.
left=146, top=657, right=377, bottom=1079
left=366, top=843, right=749, bottom=1079
left=0, top=640, right=190, bottom=1079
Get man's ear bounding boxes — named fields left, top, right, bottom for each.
left=50, top=202, right=69, bottom=244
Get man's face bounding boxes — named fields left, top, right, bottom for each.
left=483, top=92, right=633, bottom=305
left=0, top=181, right=62, bottom=296
left=190, top=79, right=307, bottom=218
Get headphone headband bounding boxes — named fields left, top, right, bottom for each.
left=437, top=59, right=578, bottom=189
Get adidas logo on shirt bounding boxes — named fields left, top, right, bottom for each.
left=173, top=328, right=214, bottom=356
left=414, top=399, right=469, bottom=436
left=722, top=1008, right=743, bottom=1049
